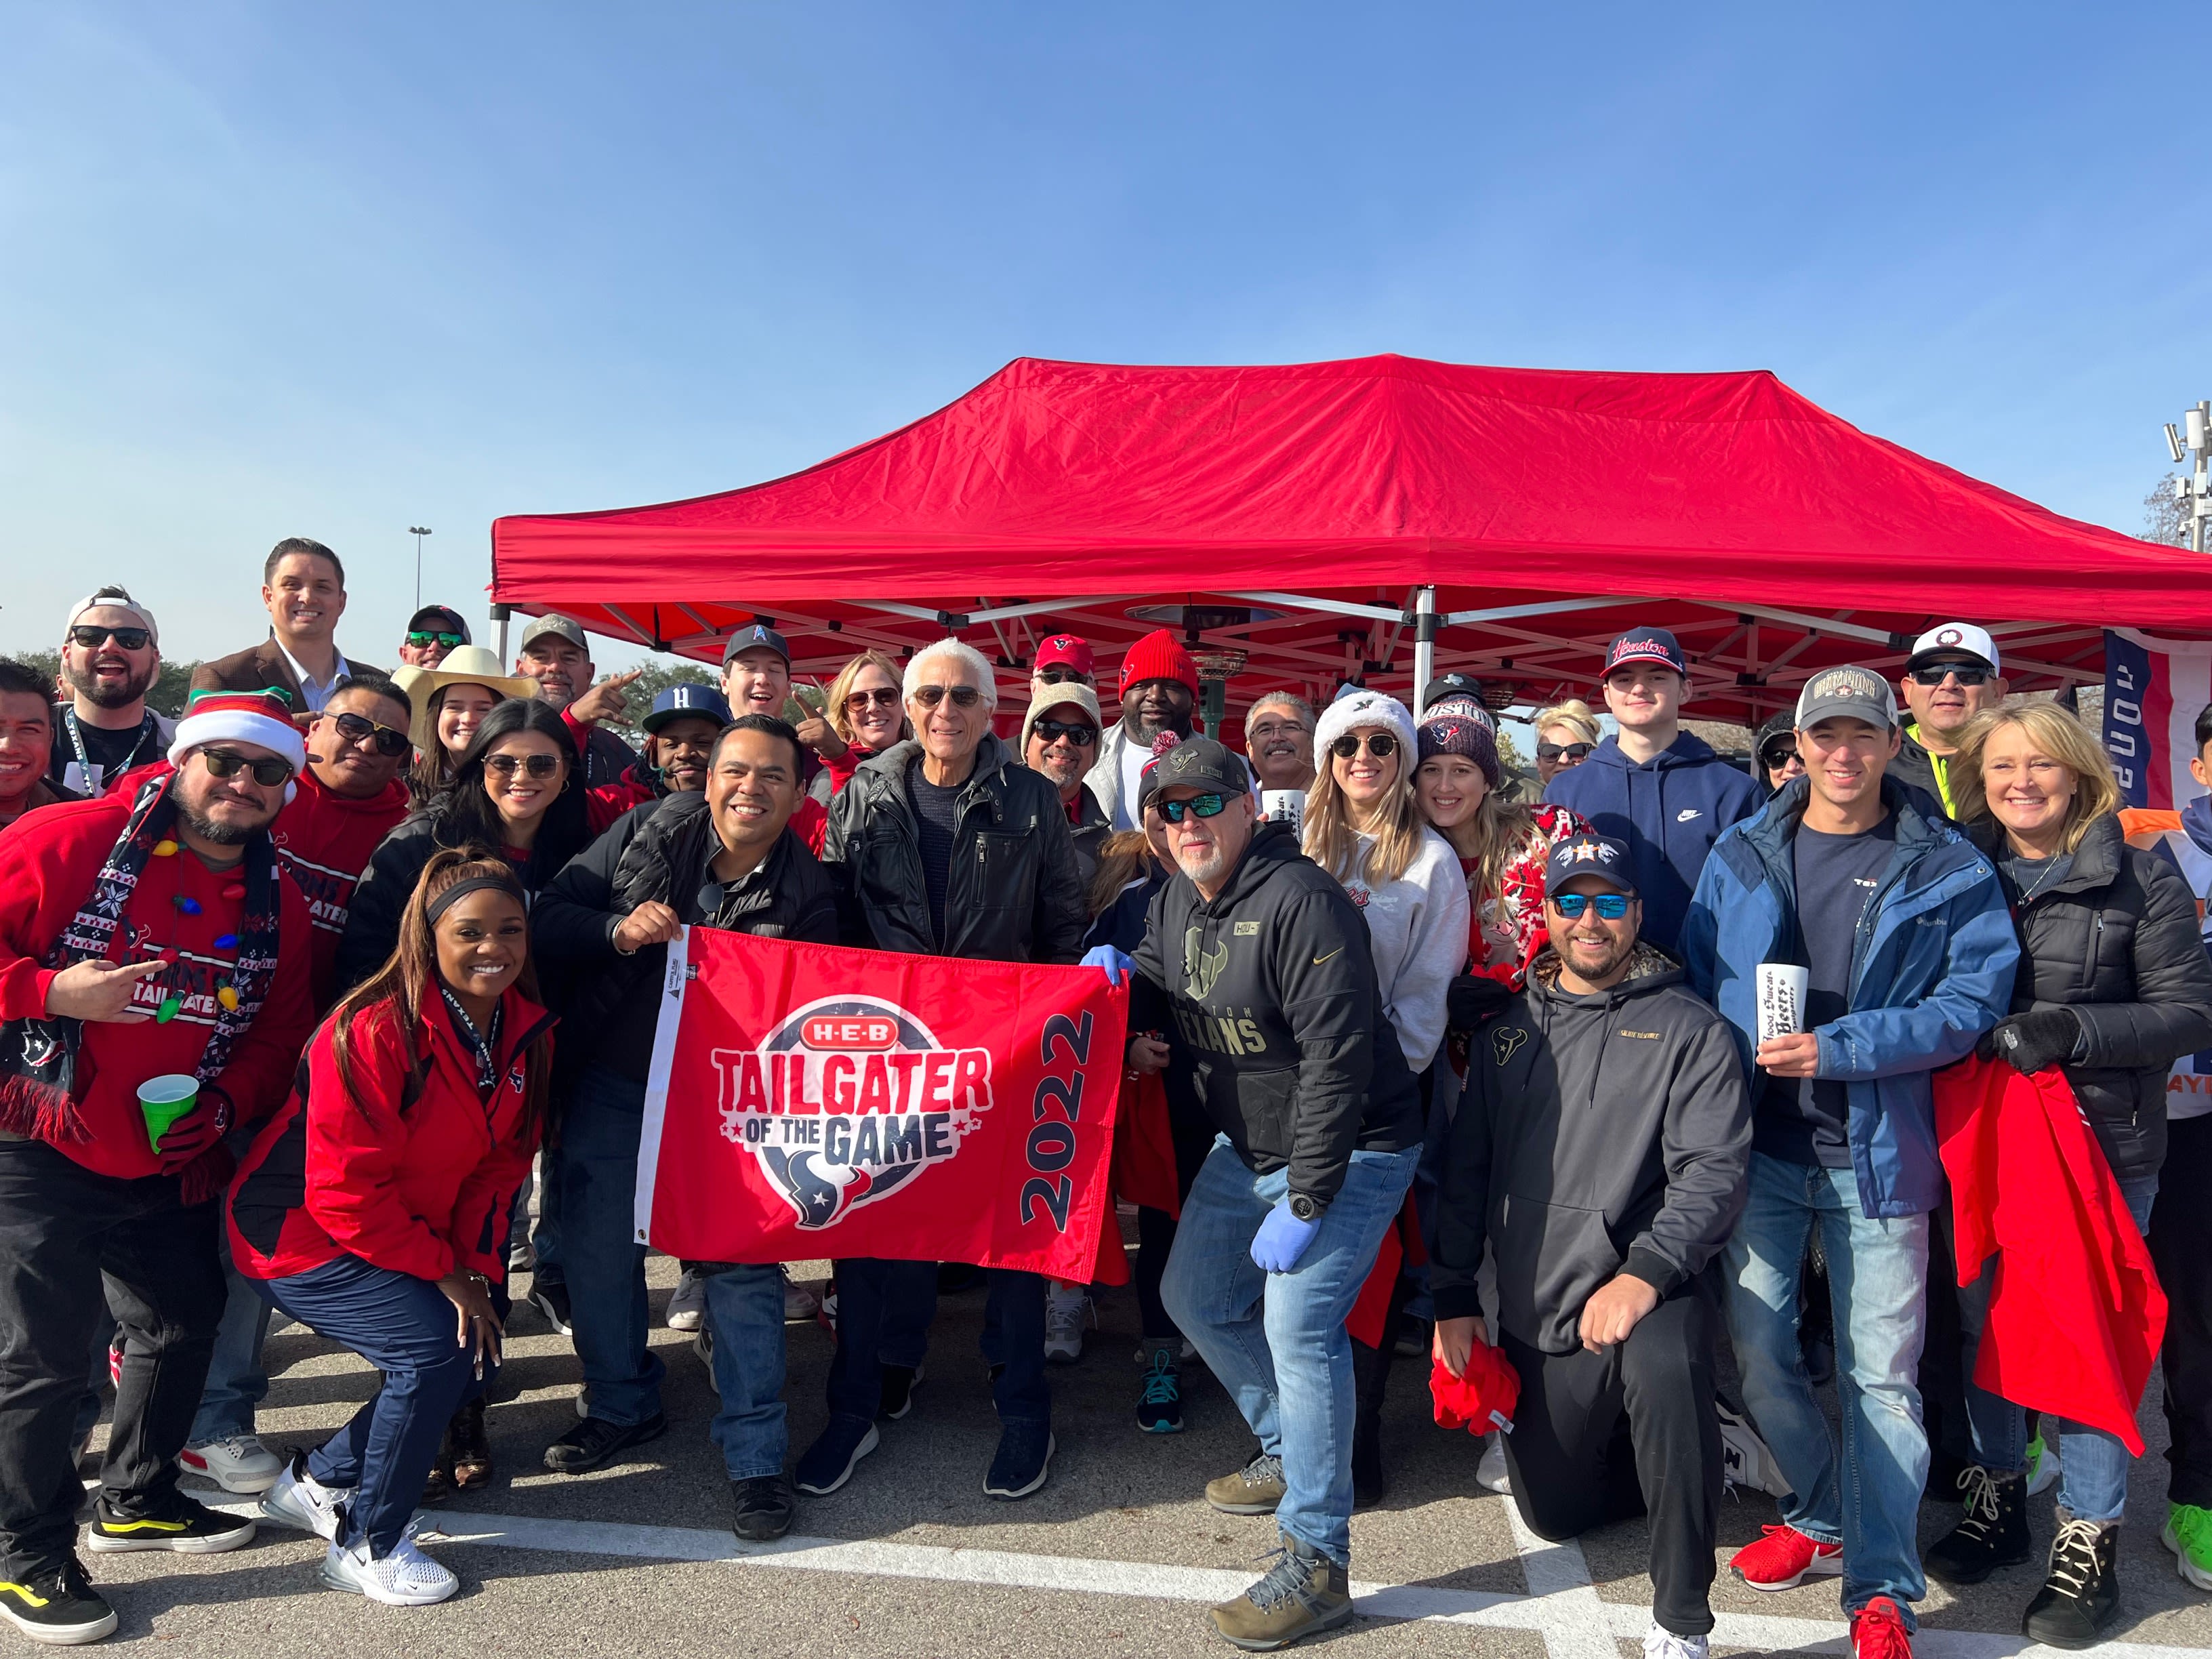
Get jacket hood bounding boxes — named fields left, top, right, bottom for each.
left=2184, top=795, right=2212, bottom=859
left=1530, top=941, right=1684, bottom=998
left=1588, top=729, right=1723, bottom=772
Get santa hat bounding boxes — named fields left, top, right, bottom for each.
left=1119, top=629, right=1200, bottom=698
left=168, top=688, right=308, bottom=786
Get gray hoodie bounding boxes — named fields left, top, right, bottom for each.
left=1431, top=943, right=1752, bottom=1355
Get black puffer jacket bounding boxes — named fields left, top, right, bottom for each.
left=1968, top=811, right=2212, bottom=1181
left=821, top=734, right=1087, bottom=966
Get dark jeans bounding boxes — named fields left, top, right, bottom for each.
left=258, top=1255, right=492, bottom=1556
left=827, top=1259, right=1049, bottom=1429
left=1500, top=1290, right=1724, bottom=1639
left=1132, top=1096, right=1216, bottom=1343
left=560, top=1065, right=665, bottom=1426
left=0, top=1137, right=225, bottom=1578
left=2152, top=1113, right=2212, bottom=1509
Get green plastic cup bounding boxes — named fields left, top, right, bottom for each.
left=136, top=1075, right=199, bottom=1153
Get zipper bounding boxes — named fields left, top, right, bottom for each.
left=2083, top=910, right=2104, bottom=990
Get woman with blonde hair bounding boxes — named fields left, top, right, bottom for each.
left=1923, top=701, right=2212, bottom=1644
left=1532, top=697, right=1601, bottom=787
left=804, top=649, right=909, bottom=806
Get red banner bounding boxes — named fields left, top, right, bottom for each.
left=634, top=926, right=1130, bottom=1279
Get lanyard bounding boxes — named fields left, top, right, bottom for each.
left=63, top=708, right=159, bottom=791
left=438, top=986, right=505, bottom=1104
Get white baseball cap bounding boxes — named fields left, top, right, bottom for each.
left=1905, top=623, right=1999, bottom=676
left=64, top=586, right=159, bottom=648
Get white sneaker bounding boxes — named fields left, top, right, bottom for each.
left=783, top=1267, right=821, bottom=1322
left=1043, top=1282, right=1094, bottom=1365
left=665, top=1267, right=708, bottom=1332
left=2027, top=1431, right=2061, bottom=1496
left=1477, top=1435, right=1513, bottom=1495
left=180, top=1433, right=283, bottom=1495
left=321, top=1535, right=459, bottom=1605
left=262, top=1458, right=351, bottom=1541
left=1642, top=1620, right=1709, bottom=1659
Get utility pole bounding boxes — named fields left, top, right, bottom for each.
left=2163, top=408, right=2210, bottom=554
left=409, top=526, right=433, bottom=608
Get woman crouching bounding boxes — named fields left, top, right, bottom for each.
left=226, top=852, right=554, bottom=1603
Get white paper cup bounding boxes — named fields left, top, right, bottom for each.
left=1756, top=963, right=1809, bottom=1043
left=1261, top=790, right=1305, bottom=834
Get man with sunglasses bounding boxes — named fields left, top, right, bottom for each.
left=1030, top=633, right=1096, bottom=695
left=1090, top=629, right=1202, bottom=831
left=1021, top=682, right=1111, bottom=888
left=1892, top=624, right=2009, bottom=817
left=395, top=605, right=471, bottom=670
left=49, top=588, right=175, bottom=797
left=1433, top=832, right=1750, bottom=1659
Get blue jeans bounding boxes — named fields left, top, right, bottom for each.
left=558, top=1066, right=665, bottom=1427
left=1724, top=1152, right=1931, bottom=1622
left=528, top=1143, right=564, bottom=1288
left=824, top=1260, right=1044, bottom=1429
left=1161, top=1137, right=1419, bottom=1567
left=701, top=1263, right=789, bottom=1479
left=1957, top=1175, right=2158, bottom=1521
left=256, top=1255, right=490, bottom=1557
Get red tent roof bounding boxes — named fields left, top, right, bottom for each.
left=492, top=354, right=2203, bottom=720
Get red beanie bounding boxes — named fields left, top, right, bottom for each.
left=1120, top=629, right=1200, bottom=698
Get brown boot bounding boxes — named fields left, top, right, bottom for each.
left=1210, top=1532, right=1354, bottom=1651
left=1205, top=1452, right=1286, bottom=1515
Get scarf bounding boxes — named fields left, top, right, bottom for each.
left=0, top=770, right=283, bottom=1147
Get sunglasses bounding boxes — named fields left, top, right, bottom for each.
left=1908, top=665, right=1992, bottom=687
left=199, top=748, right=294, bottom=787
left=68, top=625, right=150, bottom=651
left=1036, top=666, right=1090, bottom=685
left=1537, top=741, right=1594, bottom=762
left=1033, top=720, right=1098, bottom=747
left=329, top=711, right=411, bottom=757
left=1551, top=892, right=1631, bottom=920
left=1759, top=745, right=1801, bottom=771
left=844, top=687, right=901, bottom=712
left=407, top=630, right=466, bottom=649
left=911, top=684, right=984, bottom=709
left=483, top=753, right=564, bottom=780
left=1329, top=731, right=1399, bottom=760
left=1158, top=792, right=1229, bottom=823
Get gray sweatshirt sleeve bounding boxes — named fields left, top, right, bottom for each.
left=1620, top=1013, right=1753, bottom=1298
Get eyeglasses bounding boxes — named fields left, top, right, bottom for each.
left=1158, top=792, right=1229, bottom=823
left=407, top=630, right=466, bottom=649
left=1908, top=665, right=1992, bottom=687
left=844, top=687, right=901, bottom=712
left=1329, top=731, right=1398, bottom=760
left=1036, top=667, right=1090, bottom=685
left=1248, top=719, right=1310, bottom=741
left=483, top=753, right=564, bottom=780
left=911, top=684, right=984, bottom=710
left=68, top=625, right=150, bottom=651
left=329, top=711, right=412, bottom=757
left=199, top=748, right=295, bottom=787
left=1551, top=892, right=1631, bottom=920
left=1033, top=720, right=1097, bottom=747
left=1536, top=741, right=1594, bottom=763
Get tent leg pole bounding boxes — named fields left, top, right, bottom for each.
left=491, top=602, right=511, bottom=664
left=1412, top=587, right=1437, bottom=719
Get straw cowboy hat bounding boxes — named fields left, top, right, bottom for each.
left=390, top=645, right=539, bottom=756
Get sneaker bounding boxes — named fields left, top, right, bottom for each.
left=1210, top=1532, right=1353, bottom=1651
left=1393, top=1313, right=1430, bottom=1359
left=541, top=1413, right=668, bottom=1475
left=984, top=1423, right=1054, bottom=1500
left=0, top=1558, right=117, bottom=1645
left=527, top=1279, right=573, bottom=1336
left=879, top=1363, right=922, bottom=1421
left=1729, top=1523, right=1843, bottom=1591
left=729, top=1473, right=796, bottom=1543
left=665, top=1267, right=708, bottom=1332
left=507, top=1239, right=535, bottom=1274
left=1132, top=1336, right=1199, bottom=1364
left=1476, top=1435, right=1512, bottom=1495
left=85, top=1493, right=255, bottom=1555
left=693, top=1326, right=714, bottom=1370
left=816, top=1286, right=838, bottom=1335
left=2027, top=1431, right=2061, bottom=1497
left=1849, top=1595, right=1914, bottom=1659
left=179, top=1432, right=283, bottom=1495
left=782, top=1267, right=820, bottom=1322
left=795, top=1419, right=879, bottom=1495
left=1043, top=1282, right=1093, bottom=1365
left=104, top=1338, right=122, bottom=1391
left=1716, top=1405, right=1792, bottom=1498
left=321, top=1535, right=459, bottom=1606
left=1206, top=1452, right=1288, bottom=1515
left=1925, top=1465, right=2030, bottom=1585
left=2024, top=1515, right=2121, bottom=1649
left=1136, top=1347, right=1183, bottom=1434
left=261, top=1453, right=351, bottom=1542
left=1643, top=1620, right=1711, bottom=1659
left=2164, top=1501, right=2212, bottom=1591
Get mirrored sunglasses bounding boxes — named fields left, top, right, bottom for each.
left=1159, top=792, right=1229, bottom=823
left=1551, top=892, right=1631, bottom=920
left=407, top=630, right=466, bottom=648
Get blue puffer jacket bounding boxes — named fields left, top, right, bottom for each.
left=1544, top=731, right=1763, bottom=954
left=1678, top=774, right=2019, bottom=1219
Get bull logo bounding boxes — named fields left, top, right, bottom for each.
left=1491, top=1025, right=1529, bottom=1066
left=1183, top=927, right=1229, bottom=1000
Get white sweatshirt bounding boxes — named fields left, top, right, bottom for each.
left=1337, top=825, right=1471, bottom=1073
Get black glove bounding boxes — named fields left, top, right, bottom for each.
left=1447, top=973, right=1513, bottom=1031
left=1974, top=1008, right=2084, bottom=1077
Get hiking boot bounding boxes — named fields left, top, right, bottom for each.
left=85, top=1493, right=254, bottom=1555
left=794, top=1418, right=879, bottom=1496
left=1730, top=1523, right=1843, bottom=1591
left=2024, top=1515, right=2122, bottom=1649
left=1925, top=1465, right=2030, bottom=1584
left=1207, top=1453, right=1287, bottom=1515
left=1136, top=1347, right=1184, bottom=1434
left=260, top=1452, right=351, bottom=1542
left=541, top=1413, right=667, bottom=1475
left=983, top=1423, right=1054, bottom=1500
left=178, top=1433, right=283, bottom=1495
left=879, top=1363, right=922, bottom=1421
left=1850, top=1595, right=1914, bottom=1659
left=2164, top=1501, right=2212, bottom=1591
left=1210, top=1532, right=1353, bottom=1651
left=729, top=1473, right=796, bottom=1542
left=0, top=1558, right=116, bottom=1646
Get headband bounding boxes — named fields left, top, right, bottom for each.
left=426, top=875, right=527, bottom=928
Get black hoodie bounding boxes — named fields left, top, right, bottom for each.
left=1131, top=822, right=1422, bottom=1204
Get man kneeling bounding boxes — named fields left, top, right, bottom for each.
left=1432, top=833, right=1751, bottom=1659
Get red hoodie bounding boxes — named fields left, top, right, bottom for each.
left=269, top=769, right=411, bottom=1009
left=0, top=780, right=316, bottom=1181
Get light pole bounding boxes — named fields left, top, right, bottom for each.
left=2163, top=409, right=2210, bottom=554
left=409, top=527, right=433, bottom=608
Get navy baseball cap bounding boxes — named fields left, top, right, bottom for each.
left=1602, top=628, right=1688, bottom=679
left=1544, top=832, right=1639, bottom=897
left=643, top=683, right=732, bottom=734
left=722, top=623, right=791, bottom=665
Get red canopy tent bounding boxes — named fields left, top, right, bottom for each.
left=491, top=354, right=2208, bottom=727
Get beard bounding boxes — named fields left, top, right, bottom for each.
left=65, top=659, right=158, bottom=709
left=179, top=802, right=262, bottom=846
left=1176, top=843, right=1231, bottom=887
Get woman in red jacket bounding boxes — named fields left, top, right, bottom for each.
left=226, top=851, right=554, bottom=1605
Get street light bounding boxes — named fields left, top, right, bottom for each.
left=2165, top=409, right=2212, bottom=555
left=409, top=527, right=433, bottom=609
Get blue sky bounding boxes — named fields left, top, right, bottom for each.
left=3, top=3, right=2203, bottom=668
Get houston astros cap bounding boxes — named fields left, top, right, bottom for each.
left=1544, top=832, right=1638, bottom=897
left=1795, top=664, right=1900, bottom=731
left=1602, top=628, right=1688, bottom=679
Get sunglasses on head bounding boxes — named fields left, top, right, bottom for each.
left=407, top=630, right=466, bottom=649
left=68, top=625, right=150, bottom=651
left=1537, top=741, right=1594, bottom=762
left=1908, top=664, right=1991, bottom=687
left=844, top=687, right=901, bottom=711
left=1036, top=666, right=1089, bottom=685
left=1033, top=719, right=1097, bottom=747
left=1551, top=892, right=1631, bottom=920
left=1158, top=792, right=1229, bottom=823
left=1330, top=731, right=1398, bottom=760
left=484, top=752, right=563, bottom=780
left=911, top=684, right=983, bottom=709
left=329, top=711, right=411, bottom=757
left=199, top=748, right=294, bottom=787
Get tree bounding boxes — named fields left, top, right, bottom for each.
left=3, top=649, right=202, bottom=718
left=2146, top=472, right=2190, bottom=547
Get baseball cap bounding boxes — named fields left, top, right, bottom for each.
left=1795, top=664, right=1900, bottom=731
left=1905, top=622, right=2000, bottom=677
left=407, top=605, right=470, bottom=642
left=1602, top=628, right=1688, bottom=679
left=1544, top=832, right=1638, bottom=897
left=1422, top=672, right=1492, bottom=712
left=65, top=586, right=159, bottom=647
left=721, top=623, right=791, bottom=666
left=1147, top=735, right=1250, bottom=801
left=642, top=683, right=732, bottom=734
left=1033, top=634, right=1094, bottom=677
left=518, top=613, right=588, bottom=653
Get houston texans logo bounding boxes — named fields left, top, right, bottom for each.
left=1491, top=1026, right=1530, bottom=1066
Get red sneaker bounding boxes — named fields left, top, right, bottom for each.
left=1850, top=1596, right=1914, bottom=1659
left=1729, top=1523, right=1844, bottom=1591
left=106, top=1336, right=123, bottom=1389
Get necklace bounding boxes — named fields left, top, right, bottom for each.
left=2011, top=846, right=2066, bottom=905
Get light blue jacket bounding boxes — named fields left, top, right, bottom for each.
left=1678, top=775, right=2018, bottom=1218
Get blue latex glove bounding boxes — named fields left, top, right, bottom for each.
left=1080, top=943, right=1134, bottom=988
left=1250, top=1199, right=1320, bottom=1273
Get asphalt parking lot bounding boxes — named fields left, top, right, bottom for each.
left=67, top=1252, right=2212, bottom=1658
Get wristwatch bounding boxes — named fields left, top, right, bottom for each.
left=1287, top=1192, right=1328, bottom=1223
